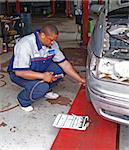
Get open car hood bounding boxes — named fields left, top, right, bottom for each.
left=108, top=0, right=129, bottom=12
left=92, top=2, right=129, bottom=58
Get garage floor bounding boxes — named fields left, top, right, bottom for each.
left=0, top=15, right=129, bottom=150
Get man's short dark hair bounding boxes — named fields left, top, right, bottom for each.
left=41, top=23, right=58, bottom=36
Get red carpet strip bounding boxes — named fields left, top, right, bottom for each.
left=51, top=86, right=117, bottom=150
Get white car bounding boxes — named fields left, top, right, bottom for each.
left=86, top=1, right=129, bottom=125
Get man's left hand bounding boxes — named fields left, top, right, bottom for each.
left=79, top=78, right=86, bottom=86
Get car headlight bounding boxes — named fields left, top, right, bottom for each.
left=90, top=55, right=129, bottom=82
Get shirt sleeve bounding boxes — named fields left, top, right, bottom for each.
left=52, top=42, right=65, bottom=63
left=13, top=41, right=31, bottom=70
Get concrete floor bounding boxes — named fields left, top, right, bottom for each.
left=0, top=72, right=83, bottom=150
left=1, top=14, right=129, bottom=150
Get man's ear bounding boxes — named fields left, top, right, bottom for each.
left=40, top=32, right=45, bottom=38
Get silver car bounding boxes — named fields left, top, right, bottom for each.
left=86, top=1, right=129, bottom=125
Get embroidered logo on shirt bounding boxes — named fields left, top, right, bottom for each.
left=48, top=49, right=55, bottom=55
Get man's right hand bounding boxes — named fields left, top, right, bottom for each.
left=42, top=72, right=56, bottom=83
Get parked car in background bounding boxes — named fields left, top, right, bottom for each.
left=86, top=1, right=129, bottom=125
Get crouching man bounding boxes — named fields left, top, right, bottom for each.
left=8, top=23, right=85, bottom=112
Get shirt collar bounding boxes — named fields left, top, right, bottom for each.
left=34, top=30, right=42, bottom=51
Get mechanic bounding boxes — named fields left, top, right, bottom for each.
left=7, top=23, right=85, bottom=112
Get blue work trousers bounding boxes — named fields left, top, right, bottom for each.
left=9, top=62, right=64, bottom=107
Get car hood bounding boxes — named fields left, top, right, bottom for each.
left=91, top=2, right=129, bottom=58
left=108, top=0, right=129, bottom=12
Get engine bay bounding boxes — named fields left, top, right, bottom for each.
left=103, top=16, right=129, bottom=60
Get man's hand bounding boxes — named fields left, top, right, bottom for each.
left=79, top=78, right=86, bottom=86
left=42, top=72, right=55, bottom=82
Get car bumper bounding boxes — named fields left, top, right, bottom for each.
left=87, top=73, right=129, bottom=125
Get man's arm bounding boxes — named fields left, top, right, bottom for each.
left=15, top=70, right=54, bottom=82
left=58, top=60, right=86, bottom=85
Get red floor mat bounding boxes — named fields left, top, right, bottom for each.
left=51, top=86, right=117, bottom=150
